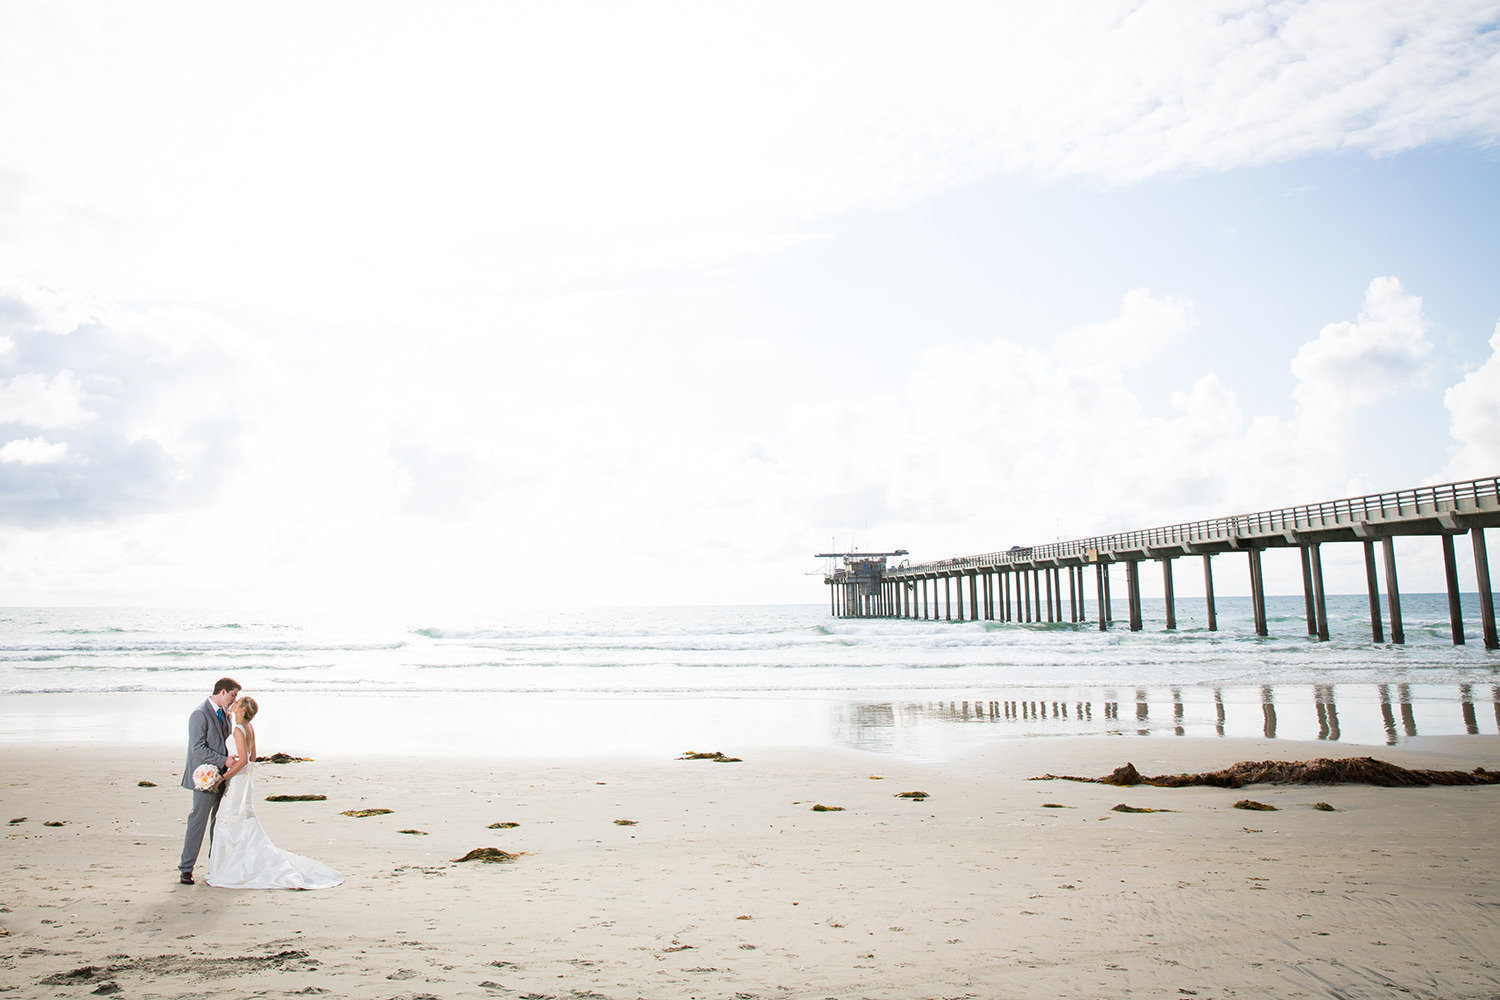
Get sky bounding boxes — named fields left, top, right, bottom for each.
left=1, top=1, right=1499, bottom=607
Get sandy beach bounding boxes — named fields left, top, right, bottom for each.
left=4, top=736, right=1500, bottom=1000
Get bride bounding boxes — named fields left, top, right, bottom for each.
left=206, top=696, right=342, bottom=890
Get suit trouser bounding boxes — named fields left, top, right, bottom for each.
left=180, top=788, right=223, bottom=874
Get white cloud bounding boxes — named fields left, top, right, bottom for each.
left=1291, top=275, right=1433, bottom=429
left=0, top=283, right=253, bottom=526
left=0, top=436, right=68, bottom=465
left=0, top=371, right=94, bottom=429
left=1052, top=288, right=1197, bottom=367
left=1, top=3, right=1497, bottom=315
left=1443, top=320, right=1500, bottom=478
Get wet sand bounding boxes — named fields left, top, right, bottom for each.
left=3, top=736, right=1499, bottom=999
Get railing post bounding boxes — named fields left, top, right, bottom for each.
left=1442, top=534, right=1465, bottom=644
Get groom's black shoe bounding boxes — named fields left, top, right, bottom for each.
left=179, top=871, right=194, bottom=885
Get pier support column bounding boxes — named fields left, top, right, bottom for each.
left=1103, top=563, right=1113, bottom=623
left=944, top=574, right=953, bottom=621
left=969, top=572, right=979, bottom=622
left=1125, top=560, right=1142, bottom=631
left=1442, top=534, right=1465, bottom=645
left=1068, top=567, right=1078, bottom=623
left=1162, top=558, right=1176, bottom=631
left=1474, top=528, right=1498, bottom=650
left=1044, top=570, right=1054, bottom=623
left=1202, top=554, right=1217, bottom=631
left=1309, top=543, right=1329, bottom=642
left=1021, top=571, right=1031, bottom=623
left=1363, top=541, right=1385, bottom=642
left=1382, top=537, right=1405, bottom=645
left=954, top=573, right=963, bottom=621
left=1248, top=548, right=1268, bottom=637
left=1095, top=562, right=1108, bottom=631
left=1300, top=546, right=1317, bottom=636
left=1053, top=568, right=1064, bottom=621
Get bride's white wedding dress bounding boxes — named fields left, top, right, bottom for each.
left=207, top=727, right=341, bottom=890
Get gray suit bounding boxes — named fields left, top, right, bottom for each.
left=179, top=698, right=231, bottom=875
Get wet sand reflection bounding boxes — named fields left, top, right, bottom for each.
left=838, top=682, right=1500, bottom=751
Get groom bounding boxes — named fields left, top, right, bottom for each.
left=178, top=677, right=240, bottom=885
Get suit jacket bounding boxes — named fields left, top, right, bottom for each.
left=181, top=698, right=231, bottom=791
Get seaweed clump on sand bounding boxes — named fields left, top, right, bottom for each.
left=138, top=781, right=157, bottom=787
left=1111, top=803, right=1172, bottom=813
left=255, top=753, right=314, bottom=763
left=811, top=804, right=844, bottom=812
left=1032, top=758, right=1500, bottom=788
left=1233, top=799, right=1278, bottom=811
left=894, top=791, right=929, bottom=801
left=678, top=751, right=743, bottom=762
left=266, top=794, right=327, bottom=802
left=487, top=822, right=520, bottom=829
left=452, top=848, right=522, bottom=864
left=341, top=808, right=393, bottom=817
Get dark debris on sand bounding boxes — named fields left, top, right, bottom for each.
left=678, top=751, right=743, bottom=762
left=1032, top=758, right=1500, bottom=788
left=266, top=794, right=327, bottom=802
left=452, top=848, right=523, bottom=863
left=255, top=752, right=314, bottom=763
left=42, top=951, right=314, bottom=986
left=341, top=808, right=393, bottom=817
left=1111, top=803, right=1172, bottom=813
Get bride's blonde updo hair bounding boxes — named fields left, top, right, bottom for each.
left=237, top=696, right=259, bottom=722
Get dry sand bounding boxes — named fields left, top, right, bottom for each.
left=3, top=736, right=1499, bottom=999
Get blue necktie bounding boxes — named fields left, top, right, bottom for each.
left=216, top=707, right=225, bottom=724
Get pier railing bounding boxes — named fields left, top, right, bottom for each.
left=897, top=476, right=1500, bottom=574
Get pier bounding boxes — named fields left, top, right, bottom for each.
left=822, top=476, right=1500, bottom=649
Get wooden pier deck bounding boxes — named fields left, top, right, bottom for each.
left=823, top=476, right=1500, bottom=648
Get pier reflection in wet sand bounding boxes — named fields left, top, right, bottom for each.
left=834, top=683, right=1500, bottom=754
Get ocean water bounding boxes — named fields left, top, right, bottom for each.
left=1, top=596, right=1496, bottom=760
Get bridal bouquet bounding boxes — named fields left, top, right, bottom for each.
left=192, top=764, right=221, bottom=791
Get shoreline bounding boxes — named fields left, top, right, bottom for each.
left=5, top=736, right=1500, bottom=998
left=4, top=685, right=1498, bottom=761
